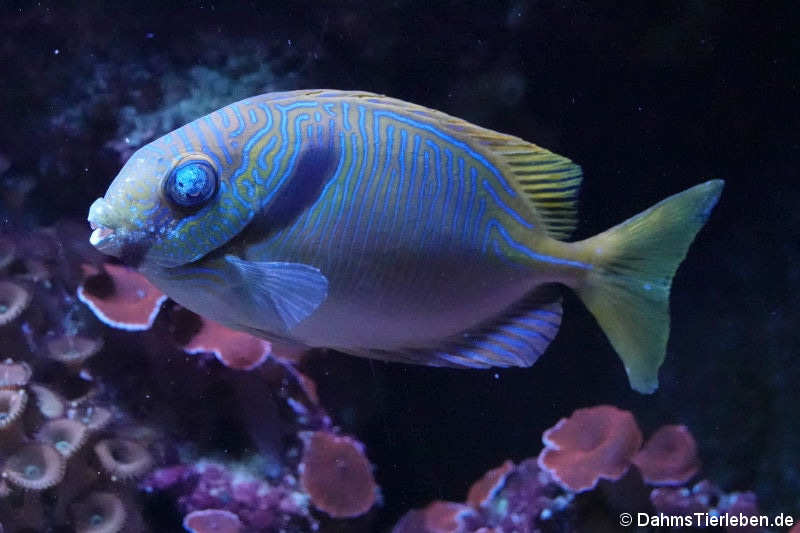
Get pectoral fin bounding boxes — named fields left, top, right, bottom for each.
left=225, top=255, right=328, bottom=331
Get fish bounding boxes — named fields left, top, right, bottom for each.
left=88, top=90, right=723, bottom=393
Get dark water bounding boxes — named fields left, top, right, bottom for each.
left=0, top=2, right=797, bottom=532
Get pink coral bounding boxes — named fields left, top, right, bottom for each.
left=183, top=509, right=243, bottom=533
left=633, top=424, right=701, bottom=486
left=170, top=306, right=271, bottom=370
left=392, top=502, right=478, bottom=533
left=465, top=460, right=514, bottom=509
left=299, top=430, right=378, bottom=518
left=77, top=263, right=166, bottom=330
left=537, top=405, right=643, bottom=492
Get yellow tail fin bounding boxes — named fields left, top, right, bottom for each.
left=575, top=180, right=724, bottom=393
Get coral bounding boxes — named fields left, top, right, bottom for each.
left=393, top=405, right=765, bottom=533
left=650, top=481, right=762, bottom=533
left=94, top=438, right=155, bottom=480
left=466, top=460, right=514, bottom=509
left=184, top=508, right=243, bottom=533
left=299, top=430, right=378, bottom=518
left=45, top=334, right=105, bottom=368
left=632, top=424, right=701, bottom=486
left=0, top=359, right=32, bottom=388
left=0, top=281, right=30, bottom=326
left=170, top=306, right=271, bottom=371
left=144, top=460, right=316, bottom=532
left=79, top=260, right=280, bottom=372
left=77, top=262, right=167, bottom=331
left=36, top=418, right=90, bottom=458
left=537, top=405, right=643, bottom=492
left=392, top=501, right=480, bottom=533
left=0, top=226, right=159, bottom=531
left=0, top=357, right=158, bottom=529
left=70, top=491, right=128, bottom=533
left=2, top=442, right=66, bottom=490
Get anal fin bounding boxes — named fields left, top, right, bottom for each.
left=367, top=286, right=563, bottom=369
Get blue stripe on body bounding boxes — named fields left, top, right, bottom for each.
left=272, top=112, right=312, bottom=254
left=326, top=131, right=360, bottom=269
left=399, top=134, right=421, bottom=246
left=482, top=180, right=534, bottom=229
left=373, top=110, right=516, bottom=196
left=231, top=105, right=246, bottom=136
left=203, top=116, right=233, bottom=164
left=299, top=129, right=347, bottom=260
left=233, top=104, right=274, bottom=196
left=342, top=102, right=351, bottom=130
left=462, top=167, right=478, bottom=246
left=442, top=149, right=455, bottom=237
left=452, top=156, right=465, bottom=246
left=488, top=224, right=592, bottom=269
left=361, top=122, right=394, bottom=255
left=385, top=128, right=407, bottom=252
left=349, top=108, right=385, bottom=273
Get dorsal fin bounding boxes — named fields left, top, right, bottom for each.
left=293, top=90, right=582, bottom=240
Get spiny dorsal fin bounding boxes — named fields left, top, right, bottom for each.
left=274, top=90, right=583, bottom=240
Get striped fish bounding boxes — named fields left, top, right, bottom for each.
left=88, top=90, right=723, bottom=393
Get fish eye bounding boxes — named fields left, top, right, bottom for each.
left=164, top=159, right=217, bottom=209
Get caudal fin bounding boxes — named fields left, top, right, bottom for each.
left=575, top=180, right=724, bottom=393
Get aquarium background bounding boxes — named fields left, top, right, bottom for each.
left=0, top=1, right=797, bottom=531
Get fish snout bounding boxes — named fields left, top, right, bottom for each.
left=88, top=198, right=124, bottom=257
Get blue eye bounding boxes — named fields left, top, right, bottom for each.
left=164, top=161, right=217, bottom=209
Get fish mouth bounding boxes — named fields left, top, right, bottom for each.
left=87, top=198, right=123, bottom=257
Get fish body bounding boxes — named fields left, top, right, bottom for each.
left=88, top=90, right=723, bottom=393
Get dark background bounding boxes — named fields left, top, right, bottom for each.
left=1, top=0, right=798, bottom=528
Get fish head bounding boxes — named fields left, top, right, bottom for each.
left=89, top=128, right=256, bottom=268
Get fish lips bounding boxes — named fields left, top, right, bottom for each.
left=88, top=198, right=124, bottom=258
